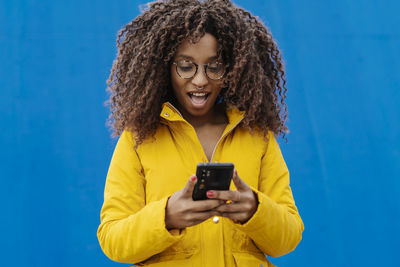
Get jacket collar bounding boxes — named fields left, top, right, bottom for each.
left=160, top=102, right=245, bottom=132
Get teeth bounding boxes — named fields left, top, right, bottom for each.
left=190, top=92, right=208, bottom=97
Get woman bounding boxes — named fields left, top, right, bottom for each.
left=97, top=0, right=304, bottom=266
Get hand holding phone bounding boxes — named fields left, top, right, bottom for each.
left=165, top=174, right=223, bottom=230
left=204, top=168, right=259, bottom=224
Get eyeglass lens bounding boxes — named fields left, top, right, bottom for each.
left=176, top=60, right=224, bottom=80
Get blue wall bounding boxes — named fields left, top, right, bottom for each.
left=1, top=0, right=399, bottom=266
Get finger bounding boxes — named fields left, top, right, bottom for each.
left=191, top=210, right=220, bottom=221
left=190, top=199, right=224, bottom=212
left=219, top=212, right=248, bottom=223
left=232, top=169, right=249, bottom=192
left=214, top=203, right=244, bottom=213
left=207, top=190, right=241, bottom=202
left=182, top=175, right=197, bottom=197
left=185, top=211, right=221, bottom=227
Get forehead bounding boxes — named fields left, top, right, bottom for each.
left=175, top=33, right=219, bottom=62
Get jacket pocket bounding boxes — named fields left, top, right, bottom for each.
left=232, top=252, right=276, bottom=267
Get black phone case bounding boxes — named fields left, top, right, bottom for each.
left=192, top=163, right=234, bottom=200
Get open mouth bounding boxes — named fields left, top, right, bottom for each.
left=187, top=92, right=210, bottom=106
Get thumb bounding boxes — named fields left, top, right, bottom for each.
left=232, top=169, right=248, bottom=191
left=182, top=174, right=197, bottom=197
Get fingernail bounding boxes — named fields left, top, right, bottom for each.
left=206, top=191, right=214, bottom=197
left=191, top=175, right=197, bottom=182
left=234, top=169, right=238, bottom=175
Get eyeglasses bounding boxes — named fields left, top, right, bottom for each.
left=172, top=60, right=225, bottom=80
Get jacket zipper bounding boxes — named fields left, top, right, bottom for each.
left=209, top=118, right=243, bottom=162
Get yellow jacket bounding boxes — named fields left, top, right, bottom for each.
left=97, top=102, right=304, bottom=267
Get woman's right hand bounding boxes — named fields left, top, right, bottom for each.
left=165, top=175, right=223, bottom=230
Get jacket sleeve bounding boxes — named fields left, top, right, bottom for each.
left=97, top=130, right=184, bottom=264
left=235, top=131, right=304, bottom=257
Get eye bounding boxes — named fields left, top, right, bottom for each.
left=177, top=61, right=195, bottom=72
left=207, top=62, right=223, bottom=73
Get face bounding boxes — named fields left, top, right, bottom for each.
left=170, top=33, right=224, bottom=121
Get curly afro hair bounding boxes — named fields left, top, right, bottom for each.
left=106, top=0, right=289, bottom=145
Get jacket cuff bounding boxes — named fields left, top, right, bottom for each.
left=129, top=195, right=186, bottom=257
left=234, top=187, right=278, bottom=233
left=149, top=196, right=186, bottom=242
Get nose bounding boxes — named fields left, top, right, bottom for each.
left=191, top=66, right=208, bottom=87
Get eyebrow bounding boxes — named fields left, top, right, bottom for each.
left=176, top=54, right=219, bottom=60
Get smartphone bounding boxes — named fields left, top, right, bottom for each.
left=192, top=162, right=234, bottom=201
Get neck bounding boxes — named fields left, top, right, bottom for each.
left=177, top=104, right=227, bottom=129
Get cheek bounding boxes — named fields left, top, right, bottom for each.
left=213, top=81, right=224, bottom=94
left=170, top=67, right=185, bottom=94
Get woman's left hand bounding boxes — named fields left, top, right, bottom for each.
left=207, top=170, right=258, bottom=224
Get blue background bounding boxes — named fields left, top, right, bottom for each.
left=1, top=0, right=399, bottom=266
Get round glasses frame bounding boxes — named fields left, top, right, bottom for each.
left=172, top=61, right=226, bottom=81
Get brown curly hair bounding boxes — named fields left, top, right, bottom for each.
left=106, top=0, right=288, bottom=145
